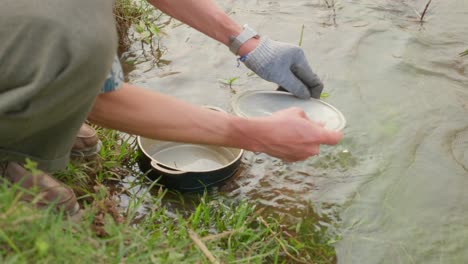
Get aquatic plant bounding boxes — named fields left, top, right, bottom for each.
left=114, top=0, right=167, bottom=57
left=298, top=24, right=305, bottom=47
left=219, top=76, right=240, bottom=87
left=219, top=76, right=241, bottom=94
left=322, top=0, right=337, bottom=26
left=460, top=49, right=468, bottom=57
left=323, top=0, right=335, bottom=9
left=320, top=92, right=330, bottom=99
left=415, top=0, right=433, bottom=23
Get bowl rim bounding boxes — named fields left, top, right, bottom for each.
left=137, top=136, right=244, bottom=173
left=231, top=90, right=347, bottom=131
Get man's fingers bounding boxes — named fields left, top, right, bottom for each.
left=309, top=145, right=320, bottom=156
left=291, top=63, right=323, bottom=99
left=278, top=72, right=311, bottom=99
left=311, top=120, right=326, bottom=128
left=318, top=129, right=343, bottom=145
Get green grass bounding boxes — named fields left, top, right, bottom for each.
left=460, top=49, right=468, bottom=57
left=0, top=127, right=337, bottom=263
left=298, top=24, right=305, bottom=47
left=0, top=185, right=336, bottom=263
left=219, top=76, right=240, bottom=94
left=114, top=0, right=168, bottom=58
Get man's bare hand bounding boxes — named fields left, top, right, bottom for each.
left=245, top=107, right=343, bottom=162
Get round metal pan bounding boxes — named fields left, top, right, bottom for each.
left=231, top=90, right=346, bottom=131
left=137, top=136, right=243, bottom=192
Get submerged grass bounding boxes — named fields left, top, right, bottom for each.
left=114, top=0, right=169, bottom=60
left=419, top=0, right=433, bottom=23
left=460, top=49, right=468, bottom=57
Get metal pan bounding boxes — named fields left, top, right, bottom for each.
left=136, top=106, right=243, bottom=192
left=137, top=137, right=243, bottom=192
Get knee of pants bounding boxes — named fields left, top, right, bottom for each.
left=0, top=0, right=118, bottom=115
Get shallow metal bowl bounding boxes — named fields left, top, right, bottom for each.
left=137, top=136, right=243, bottom=192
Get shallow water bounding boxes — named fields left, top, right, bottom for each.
left=125, top=0, right=468, bottom=262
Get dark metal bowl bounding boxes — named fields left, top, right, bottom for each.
left=137, top=136, right=243, bottom=192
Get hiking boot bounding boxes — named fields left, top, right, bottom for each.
left=71, top=123, right=101, bottom=157
left=2, top=162, right=80, bottom=215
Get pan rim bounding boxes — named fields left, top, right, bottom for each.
left=137, top=136, right=244, bottom=173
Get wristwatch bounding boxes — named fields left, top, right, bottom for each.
left=229, top=24, right=260, bottom=55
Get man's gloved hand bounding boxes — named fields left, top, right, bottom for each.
left=243, top=37, right=323, bottom=99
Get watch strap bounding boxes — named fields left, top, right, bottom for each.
left=229, top=24, right=259, bottom=55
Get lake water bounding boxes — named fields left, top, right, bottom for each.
left=125, top=0, right=468, bottom=262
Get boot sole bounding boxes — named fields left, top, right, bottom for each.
left=70, top=141, right=102, bottom=158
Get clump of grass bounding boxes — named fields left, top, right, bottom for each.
left=113, top=0, right=167, bottom=58
left=114, top=0, right=144, bottom=55
left=0, top=128, right=337, bottom=263
left=0, top=183, right=337, bottom=263
left=54, top=127, right=139, bottom=200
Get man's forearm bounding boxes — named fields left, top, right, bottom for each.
left=88, top=83, right=260, bottom=150
left=147, top=0, right=259, bottom=55
left=89, top=84, right=342, bottom=161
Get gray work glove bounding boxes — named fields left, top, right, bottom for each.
left=243, top=37, right=323, bottom=99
